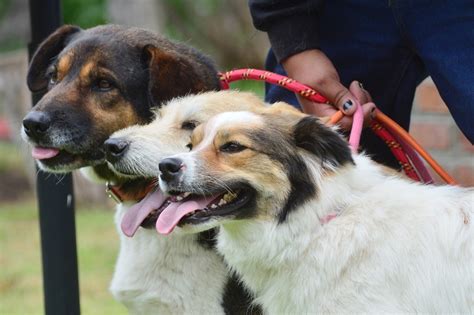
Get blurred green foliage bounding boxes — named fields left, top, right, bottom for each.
left=62, top=0, right=107, bottom=28
left=0, top=0, right=20, bottom=52
left=0, top=37, right=23, bottom=53
left=0, top=0, right=10, bottom=20
left=165, top=0, right=219, bottom=37
left=0, top=0, right=107, bottom=52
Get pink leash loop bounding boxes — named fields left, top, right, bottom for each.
left=348, top=100, right=363, bottom=153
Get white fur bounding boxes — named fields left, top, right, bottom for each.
left=197, top=111, right=263, bottom=150
left=88, top=91, right=264, bottom=314
left=77, top=175, right=230, bottom=314
left=217, top=154, right=474, bottom=314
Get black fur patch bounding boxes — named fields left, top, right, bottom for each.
left=196, top=228, right=217, bottom=249
left=233, top=194, right=258, bottom=221
left=247, top=128, right=317, bottom=223
left=222, top=272, right=262, bottom=315
left=278, top=153, right=316, bottom=223
left=248, top=116, right=353, bottom=223
left=293, top=116, right=354, bottom=168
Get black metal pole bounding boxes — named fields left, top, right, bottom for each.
left=28, top=1, right=80, bottom=314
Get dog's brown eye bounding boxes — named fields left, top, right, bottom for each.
left=48, top=67, right=58, bottom=85
left=219, top=141, right=246, bottom=153
left=181, top=121, right=198, bottom=130
left=186, top=143, right=193, bottom=151
left=96, top=79, right=114, bottom=91
left=49, top=73, right=58, bottom=85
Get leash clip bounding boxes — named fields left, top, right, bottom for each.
left=106, top=182, right=122, bottom=204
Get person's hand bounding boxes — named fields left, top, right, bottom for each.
left=348, top=80, right=377, bottom=127
left=282, top=49, right=375, bottom=129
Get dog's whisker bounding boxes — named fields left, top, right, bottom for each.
left=196, top=173, right=235, bottom=195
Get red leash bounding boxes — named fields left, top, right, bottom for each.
left=219, top=68, right=457, bottom=185
left=220, top=69, right=364, bottom=152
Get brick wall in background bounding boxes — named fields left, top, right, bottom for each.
left=411, top=77, right=474, bottom=186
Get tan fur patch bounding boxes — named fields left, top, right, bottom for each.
left=79, top=61, right=95, bottom=83
left=57, top=53, right=73, bottom=80
left=193, top=119, right=291, bottom=218
left=76, top=53, right=144, bottom=134
left=88, top=98, right=142, bottom=132
left=191, top=125, right=205, bottom=147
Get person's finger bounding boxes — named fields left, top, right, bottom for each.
left=337, top=116, right=354, bottom=130
left=327, top=103, right=375, bottom=130
left=361, top=102, right=377, bottom=127
left=300, top=84, right=377, bottom=130
left=349, top=81, right=376, bottom=126
left=297, top=96, right=337, bottom=117
left=297, top=95, right=357, bottom=130
left=349, top=81, right=372, bottom=103
left=310, top=76, right=359, bottom=116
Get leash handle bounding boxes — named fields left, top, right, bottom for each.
left=220, top=68, right=457, bottom=185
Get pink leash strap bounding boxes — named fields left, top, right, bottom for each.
left=348, top=100, right=363, bottom=152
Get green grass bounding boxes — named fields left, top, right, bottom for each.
left=0, top=142, right=24, bottom=173
left=0, top=200, right=127, bottom=315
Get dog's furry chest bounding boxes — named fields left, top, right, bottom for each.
left=110, top=204, right=228, bottom=314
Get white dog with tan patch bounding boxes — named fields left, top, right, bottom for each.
left=104, top=91, right=269, bottom=314
left=139, top=91, right=473, bottom=314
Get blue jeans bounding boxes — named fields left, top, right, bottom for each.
left=264, top=0, right=474, bottom=167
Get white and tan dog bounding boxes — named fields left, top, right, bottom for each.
left=146, top=91, right=473, bottom=314
left=104, top=91, right=265, bottom=314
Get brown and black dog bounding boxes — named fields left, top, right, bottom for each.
left=22, top=25, right=255, bottom=314
left=23, top=24, right=219, bottom=177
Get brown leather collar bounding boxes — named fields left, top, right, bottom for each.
left=106, top=181, right=156, bottom=203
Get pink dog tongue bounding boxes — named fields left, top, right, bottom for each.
left=32, top=147, right=60, bottom=160
left=156, top=196, right=214, bottom=235
left=121, top=189, right=165, bottom=237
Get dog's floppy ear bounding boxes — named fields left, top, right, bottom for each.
left=27, top=25, right=82, bottom=92
left=142, top=45, right=214, bottom=108
left=293, top=116, right=354, bottom=168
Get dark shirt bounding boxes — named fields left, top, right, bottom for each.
left=249, top=0, right=324, bottom=62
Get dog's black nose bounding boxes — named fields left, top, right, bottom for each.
left=22, top=111, right=51, bottom=141
left=104, top=138, right=129, bottom=162
left=159, top=158, right=183, bottom=182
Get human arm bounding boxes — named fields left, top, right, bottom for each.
left=249, top=1, right=375, bottom=128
